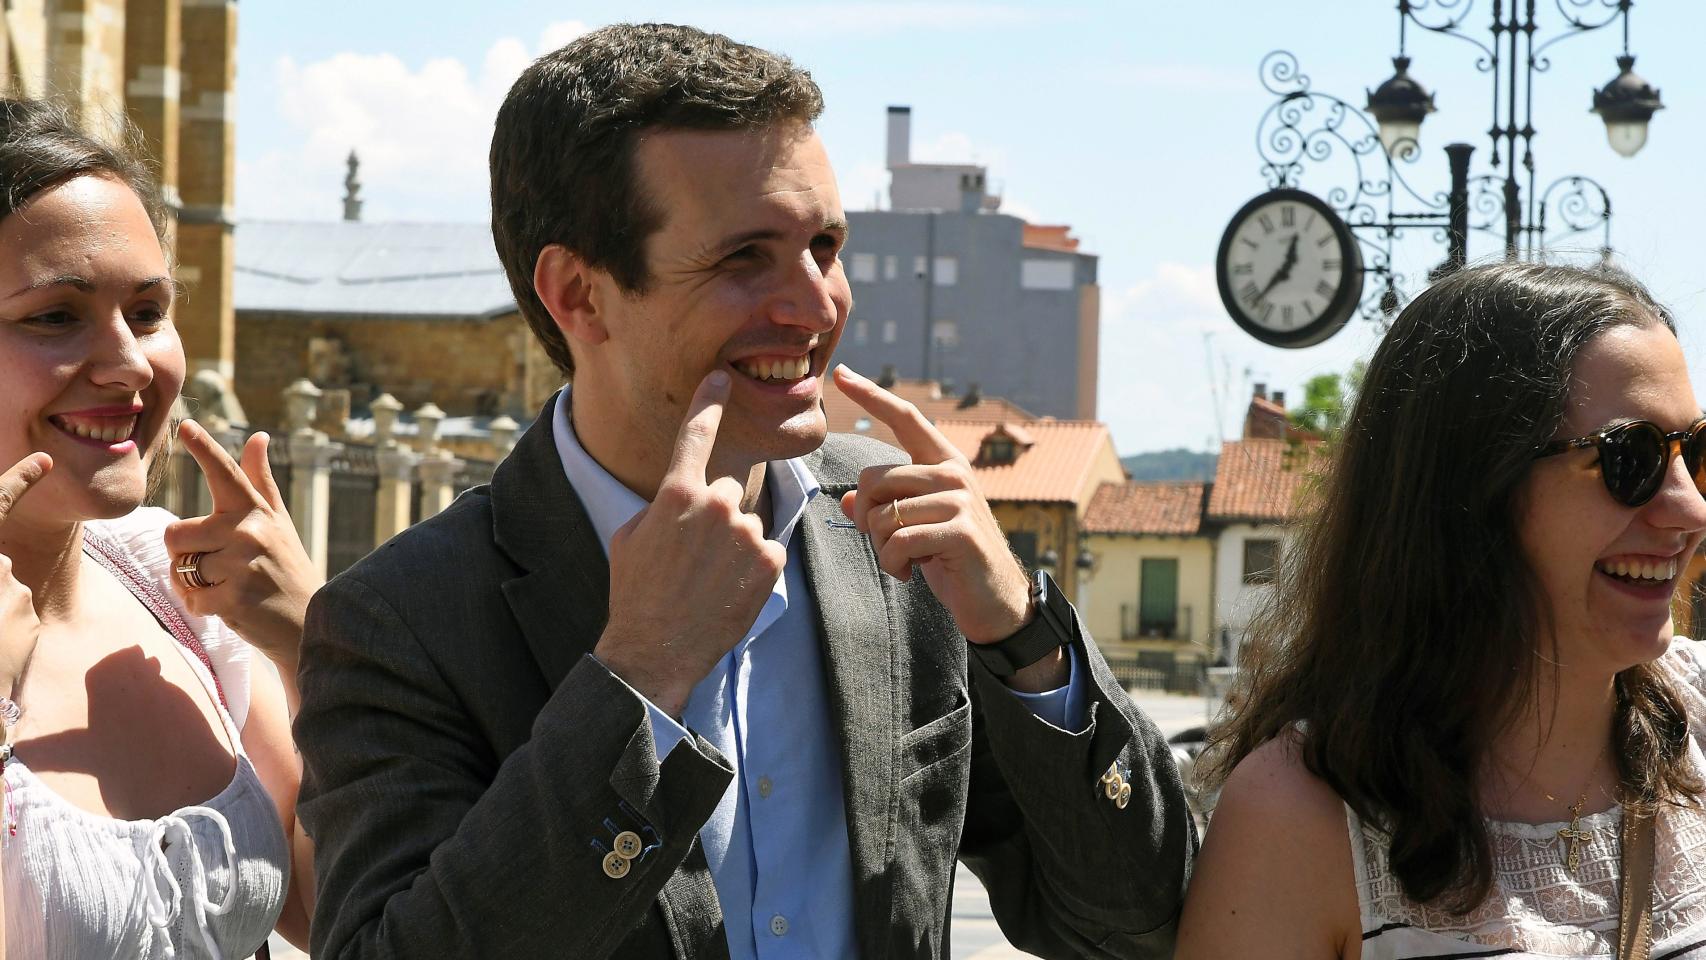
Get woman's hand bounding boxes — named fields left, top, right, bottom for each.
left=0, top=453, right=51, bottom=699
left=163, top=420, right=321, bottom=676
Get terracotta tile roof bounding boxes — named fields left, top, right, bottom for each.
left=821, top=376, right=1034, bottom=450
left=1083, top=481, right=1206, bottom=535
left=933, top=417, right=1118, bottom=503
left=1206, top=438, right=1325, bottom=523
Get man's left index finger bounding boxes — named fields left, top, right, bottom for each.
left=833, top=365, right=960, bottom=465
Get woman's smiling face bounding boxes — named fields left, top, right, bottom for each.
left=0, top=173, right=181, bottom=525
left=1517, top=320, right=1706, bottom=674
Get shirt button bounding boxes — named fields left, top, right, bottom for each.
left=757, top=776, right=774, bottom=799
left=770, top=914, right=789, bottom=937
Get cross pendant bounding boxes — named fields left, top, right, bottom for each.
left=1556, top=797, right=1594, bottom=875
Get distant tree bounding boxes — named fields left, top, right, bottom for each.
left=1287, top=361, right=1365, bottom=439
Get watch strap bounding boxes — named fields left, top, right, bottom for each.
left=968, top=570, right=1073, bottom=677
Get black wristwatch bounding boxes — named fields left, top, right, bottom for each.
left=967, top=570, right=1074, bottom=677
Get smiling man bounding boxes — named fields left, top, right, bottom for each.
left=295, top=23, right=1193, bottom=960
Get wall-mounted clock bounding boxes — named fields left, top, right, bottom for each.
left=1215, top=188, right=1364, bottom=348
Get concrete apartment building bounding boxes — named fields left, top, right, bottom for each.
left=0, top=0, right=239, bottom=402
left=836, top=106, right=1100, bottom=421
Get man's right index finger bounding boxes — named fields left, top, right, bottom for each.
left=664, top=371, right=731, bottom=485
left=0, top=453, right=52, bottom=525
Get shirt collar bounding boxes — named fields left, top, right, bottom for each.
left=551, top=387, right=821, bottom=557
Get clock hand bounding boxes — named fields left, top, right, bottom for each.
left=1259, top=234, right=1302, bottom=297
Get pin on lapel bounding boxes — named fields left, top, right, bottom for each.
left=824, top=517, right=858, bottom=529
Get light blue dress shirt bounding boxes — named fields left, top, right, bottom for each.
left=550, top=387, right=1087, bottom=959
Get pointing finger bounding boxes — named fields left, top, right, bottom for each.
left=240, top=432, right=286, bottom=512
left=0, top=453, right=52, bottom=526
left=664, top=371, right=731, bottom=486
left=179, top=419, right=264, bottom=514
left=833, top=365, right=960, bottom=465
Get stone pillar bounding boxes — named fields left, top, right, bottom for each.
left=283, top=379, right=333, bottom=578
left=1, top=1, right=50, bottom=98
left=371, top=393, right=416, bottom=541
left=416, top=451, right=463, bottom=520
left=413, top=401, right=444, bottom=455
left=47, top=0, right=128, bottom=136
left=176, top=0, right=237, bottom=381
left=488, top=414, right=519, bottom=459
left=124, top=0, right=181, bottom=222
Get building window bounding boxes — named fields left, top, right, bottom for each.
left=1021, top=259, right=1075, bottom=291
left=913, top=255, right=928, bottom=278
left=1243, top=538, right=1280, bottom=584
left=883, top=255, right=898, bottom=280
left=933, top=256, right=958, bottom=286
left=931, top=319, right=958, bottom=348
left=979, top=435, right=1018, bottom=465
left=849, top=252, right=877, bottom=283
left=1139, top=557, right=1180, bottom=638
left=1007, top=531, right=1039, bottom=569
left=853, top=319, right=869, bottom=344
left=881, top=320, right=897, bottom=344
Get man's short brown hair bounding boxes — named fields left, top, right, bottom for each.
left=489, top=23, right=825, bottom=377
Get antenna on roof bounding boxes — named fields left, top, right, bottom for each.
left=343, top=150, right=363, bottom=222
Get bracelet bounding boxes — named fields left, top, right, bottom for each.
left=1, top=696, right=16, bottom=845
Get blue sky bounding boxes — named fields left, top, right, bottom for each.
left=236, top=2, right=1706, bottom=454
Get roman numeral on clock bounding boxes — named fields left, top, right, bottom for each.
left=1316, top=280, right=1336, bottom=298
left=1239, top=282, right=1263, bottom=309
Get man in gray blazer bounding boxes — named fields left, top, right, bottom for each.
left=295, top=22, right=1194, bottom=960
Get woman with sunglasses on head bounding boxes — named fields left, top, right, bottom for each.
left=0, top=99, right=319, bottom=957
left=1176, top=261, right=1706, bottom=959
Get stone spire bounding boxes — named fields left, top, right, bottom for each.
left=342, top=150, right=363, bottom=222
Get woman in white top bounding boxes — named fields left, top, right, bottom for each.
left=1177, top=262, right=1706, bottom=959
left=0, top=99, right=320, bottom=957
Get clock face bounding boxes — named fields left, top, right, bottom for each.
left=1215, top=189, right=1364, bottom=348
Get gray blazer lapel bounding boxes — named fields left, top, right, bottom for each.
left=490, top=393, right=611, bottom=690
left=800, top=486, right=898, bottom=960
left=492, top=394, right=727, bottom=954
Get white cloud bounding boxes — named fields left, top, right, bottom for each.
left=1095, top=261, right=1382, bottom=455
left=712, top=3, right=1037, bottom=38
left=236, top=20, right=590, bottom=223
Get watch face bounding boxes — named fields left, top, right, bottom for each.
left=1216, top=189, right=1364, bottom=348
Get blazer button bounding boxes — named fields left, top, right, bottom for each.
left=602, top=851, right=631, bottom=879
left=613, top=831, right=643, bottom=860
left=1115, top=782, right=1132, bottom=810
left=1100, top=762, right=1120, bottom=785
left=1103, top=774, right=1124, bottom=800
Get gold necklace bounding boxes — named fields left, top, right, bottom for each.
left=1498, top=740, right=1611, bottom=877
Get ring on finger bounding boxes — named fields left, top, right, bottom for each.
left=174, top=552, right=212, bottom=590
left=892, top=498, right=906, bottom=529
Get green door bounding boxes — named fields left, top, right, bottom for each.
left=1139, top=558, right=1180, bottom=638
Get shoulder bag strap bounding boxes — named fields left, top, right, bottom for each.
left=1617, top=805, right=1657, bottom=960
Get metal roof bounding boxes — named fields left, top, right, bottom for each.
left=234, top=220, right=517, bottom=319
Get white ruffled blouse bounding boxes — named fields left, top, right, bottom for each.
left=1, top=508, right=289, bottom=960
left=1351, top=637, right=1706, bottom=959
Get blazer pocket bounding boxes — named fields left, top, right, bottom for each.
left=898, top=696, right=973, bottom=784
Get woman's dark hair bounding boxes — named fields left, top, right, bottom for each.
left=1204, top=261, right=1702, bottom=913
left=489, top=23, right=824, bottom=377
left=0, top=98, right=166, bottom=239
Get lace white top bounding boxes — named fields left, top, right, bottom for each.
left=1349, top=637, right=1706, bottom=959
left=1, top=508, right=289, bottom=960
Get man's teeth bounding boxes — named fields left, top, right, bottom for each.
left=734, top=356, right=811, bottom=381
left=55, top=416, right=137, bottom=443
left=1599, top=558, right=1678, bottom=581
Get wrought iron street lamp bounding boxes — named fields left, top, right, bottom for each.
left=1217, top=0, right=1663, bottom=345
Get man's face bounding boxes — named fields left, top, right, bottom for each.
left=580, top=122, right=851, bottom=473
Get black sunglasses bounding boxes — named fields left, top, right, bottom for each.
left=1535, top=417, right=1706, bottom=507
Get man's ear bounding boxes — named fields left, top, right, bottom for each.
left=534, top=244, right=610, bottom=347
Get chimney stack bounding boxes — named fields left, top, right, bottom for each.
left=878, top=364, right=898, bottom=388
left=959, top=382, right=982, bottom=408
left=886, top=106, right=911, bottom=169
left=1252, top=382, right=1267, bottom=400
left=1272, top=390, right=1286, bottom=408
